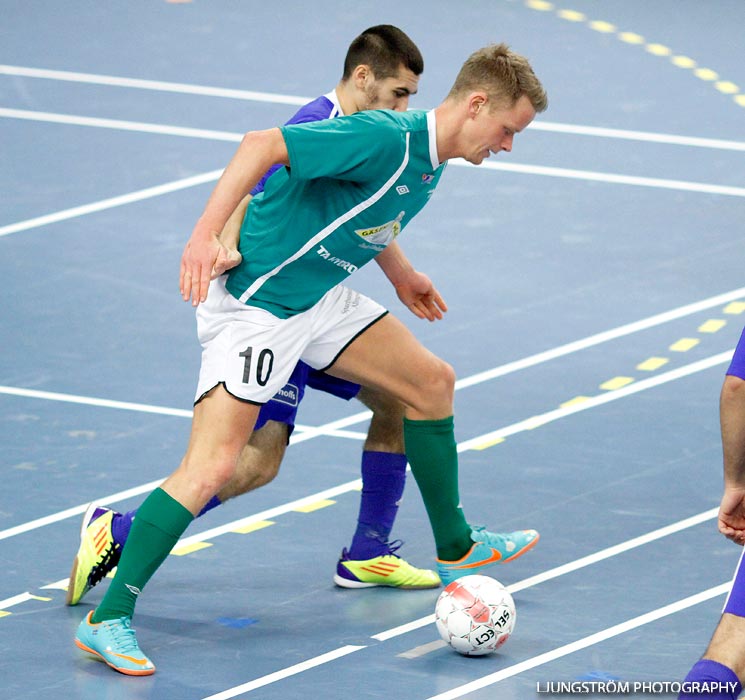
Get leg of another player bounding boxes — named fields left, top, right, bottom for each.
left=679, top=554, right=745, bottom=700
left=684, top=614, right=745, bottom=698
left=214, top=420, right=289, bottom=499
left=348, top=386, right=407, bottom=559
left=114, top=418, right=288, bottom=541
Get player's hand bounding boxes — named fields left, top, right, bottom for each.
left=718, top=485, right=745, bottom=545
left=211, top=246, right=243, bottom=279
left=180, top=229, right=222, bottom=306
left=394, top=271, right=448, bottom=322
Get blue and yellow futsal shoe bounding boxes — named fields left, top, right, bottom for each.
left=75, top=611, right=155, bottom=676
left=66, top=503, right=122, bottom=606
left=334, top=541, right=441, bottom=589
left=436, top=526, right=540, bottom=586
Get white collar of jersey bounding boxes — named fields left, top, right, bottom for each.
left=426, top=109, right=441, bottom=169
left=324, top=89, right=345, bottom=117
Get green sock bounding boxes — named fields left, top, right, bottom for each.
left=403, top=416, right=472, bottom=561
left=91, top=488, right=193, bottom=623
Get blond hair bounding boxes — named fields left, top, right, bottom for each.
left=447, top=43, right=548, bottom=113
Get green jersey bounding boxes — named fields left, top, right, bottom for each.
left=225, top=109, right=446, bottom=318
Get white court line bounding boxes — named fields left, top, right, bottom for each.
left=178, top=353, right=732, bottom=698
left=200, top=645, right=366, bottom=700
left=3, top=63, right=745, bottom=151
left=454, top=286, right=745, bottom=389
left=372, top=506, right=720, bottom=641
left=0, top=168, right=223, bottom=238
left=2, top=108, right=744, bottom=213
left=1, top=285, right=741, bottom=424
left=200, top=518, right=726, bottom=699
left=531, top=120, right=745, bottom=152
left=0, top=386, right=193, bottom=417
left=1, top=60, right=738, bottom=695
left=0, top=411, right=367, bottom=543
left=458, top=351, right=733, bottom=451
left=31, top=350, right=731, bottom=593
left=0, top=592, right=50, bottom=610
left=1, top=360, right=730, bottom=683
left=464, top=159, right=745, bottom=198
left=0, top=384, right=362, bottom=438
left=0, top=107, right=242, bottom=141
left=0, top=64, right=308, bottom=105
left=0, top=479, right=164, bottom=542
left=425, top=583, right=731, bottom=700
left=0, top=285, right=742, bottom=543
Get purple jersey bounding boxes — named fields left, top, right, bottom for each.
left=254, top=91, right=361, bottom=431
left=251, top=93, right=342, bottom=195
left=727, top=325, right=745, bottom=380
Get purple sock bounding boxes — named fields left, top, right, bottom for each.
left=679, top=660, right=741, bottom=699
left=197, top=495, right=222, bottom=518
left=348, top=451, right=407, bottom=560
left=111, top=509, right=135, bottom=548
left=111, top=496, right=221, bottom=548
left=723, top=547, right=745, bottom=616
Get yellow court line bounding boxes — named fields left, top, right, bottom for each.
left=699, top=319, right=726, bottom=333
left=522, top=0, right=745, bottom=109
left=171, top=541, right=213, bottom=556
left=293, top=499, right=336, bottom=513
left=232, top=520, right=274, bottom=535
left=637, top=357, right=669, bottom=371
left=559, top=396, right=592, bottom=409
left=600, top=376, right=635, bottom=391
left=472, top=436, right=505, bottom=451
left=670, top=338, right=700, bottom=352
left=724, top=302, right=745, bottom=315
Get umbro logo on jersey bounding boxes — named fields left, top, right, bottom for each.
left=396, top=185, right=409, bottom=195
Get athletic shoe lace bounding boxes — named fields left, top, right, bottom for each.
left=380, top=538, right=404, bottom=557
left=89, top=542, right=122, bottom=586
left=471, top=526, right=507, bottom=547
left=104, top=617, right=140, bottom=654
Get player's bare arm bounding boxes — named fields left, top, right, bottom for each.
left=719, top=375, right=745, bottom=543
left=181, top=128, right=288, bottom=306
left=211, top=193, right=252, bottom=279
left=376, top=241, right=447, bottom=322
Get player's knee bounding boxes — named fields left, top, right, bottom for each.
left=223, top=422, right=288, bottom=496
left=183, top=448, right=240, bottom=497
left=413, top=358, right=455, bottom=414
left=358, top=387, right=405, bottom=419
left=235, top=448, right=281, bottom=491
left=428, top=358, right=456, bottom=398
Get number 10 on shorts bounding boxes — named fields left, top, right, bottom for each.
left=239, top=346, right=274, bottom=386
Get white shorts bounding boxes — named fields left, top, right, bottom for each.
left=194, top=277, right=387, bottom=404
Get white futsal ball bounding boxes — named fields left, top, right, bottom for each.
left=435, top=575, right=516, bottom=656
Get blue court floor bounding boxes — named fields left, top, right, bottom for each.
left=2, top=1, right=745, bottom=698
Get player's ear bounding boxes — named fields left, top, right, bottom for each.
left=352, top=64, right=373, bottom=89
left=468, top=92, right=488, bottom=118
